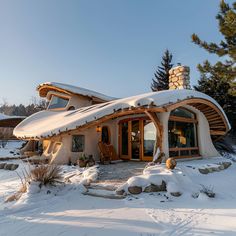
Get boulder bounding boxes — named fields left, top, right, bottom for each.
left=128, top=186, right=142, bottom=194
left=222, top=162, right=231, bottom=169
left=116, top=189, right=125, bottom=196
left=198, top=168, right=209, bottom=174
left=0, top=163, right=6, bottom=169
left=144, top=181, right=166, bottom=193
left=170, top=192, right=182, bottom=197
left=11, top=164, right=19, bottom=171
left=4, top=164, right=13, bottom=170
left=218, top=165, right=225, bottom=170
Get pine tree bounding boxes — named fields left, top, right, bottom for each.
left=192, top=0, right=236, bottom=95
left=192, top=0, right=236, bottom=134
left=151, top=49, right=173, bottom=91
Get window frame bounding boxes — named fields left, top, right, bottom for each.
left=47, top=94, right=70, bottom=110
left=168, top=107, right=199, bottom=159
left=71, top=135, right=85, bottom=152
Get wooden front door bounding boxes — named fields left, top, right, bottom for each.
left=119, top=118, right=156, bottom=161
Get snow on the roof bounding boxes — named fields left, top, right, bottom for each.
left=14, top=89, right=230, bottom=139
left=0, top=113, right=24, bottom=121
left=38, top=82, right=117, bottom=101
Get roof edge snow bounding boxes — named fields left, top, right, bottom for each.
left=37, top=82, right=117, bottom=102
left=14, top=89, right=231, bottom=139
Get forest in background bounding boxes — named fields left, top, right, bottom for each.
left=0, top=97, right=47, bottom=117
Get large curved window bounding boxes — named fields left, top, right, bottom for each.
left=168, top=108, right=199, bottom=158
left=48, top=95, right=69, bottom=109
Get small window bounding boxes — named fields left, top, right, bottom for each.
left=72, top=135, right=85, bottom=152
left=48, top=95, right=69, bottom=109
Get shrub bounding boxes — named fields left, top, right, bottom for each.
left=29, top=164, right=63, bottom=187
left=5, top=164, right=63, bottom=202
left=200, top=184, right=215, bottom=198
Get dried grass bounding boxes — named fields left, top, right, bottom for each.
left=5, top=164, right=63, bottom=203
left=29, top=164, right=63, bottom=186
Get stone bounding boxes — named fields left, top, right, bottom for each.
left=179, top=66, right=190, bottom=72
left=116, top=189, right=125, bottom=195
left=170, top=192, right=182, bottom=197
left=11, top=164, right=19, bottom=171
left=4, top=164, right=13, bottom=170
left=222, top=162, right=231, bottom=169
left=171, top=77, right=178, bottom=82
left=218, top=164, right=225, bottom=170
left=0, top=163, right=6, bottom=169
left=128, top=186, right=142, bottom=194
left=166, top=158, right=177, bottom=170
left=144, top=181, right=166, bottom=192
left=211, top=166, right=220, bottom=172
left=198, top=168, right=209, bottom=174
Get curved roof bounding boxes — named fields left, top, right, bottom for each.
left=14, top=89, right=231, bottom=139
left=37, top=82, right=117, bottom=102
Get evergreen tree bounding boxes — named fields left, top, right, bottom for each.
left=192, top=0, right=236, bottom=94
left=151, top=49, right=173, bottom=91
left=192, top=0, right=236, bottom=133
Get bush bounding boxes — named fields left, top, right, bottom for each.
left=200, top=184, right=215, bottom=198
left=5, top=164, right=63, bottom=202
left=28, top=164, right=63, bottom=187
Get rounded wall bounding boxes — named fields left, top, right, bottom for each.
left=191, top=106, right=219, bottom=157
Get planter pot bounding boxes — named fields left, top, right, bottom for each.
left=78, top=160, right=87, bottom=168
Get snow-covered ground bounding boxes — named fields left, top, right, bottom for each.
left=0, top=155, right=236, bottom=236
left=0, top=140, right=24, bottom=158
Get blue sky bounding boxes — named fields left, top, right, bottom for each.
left=0, top=0, right=233, bottom=105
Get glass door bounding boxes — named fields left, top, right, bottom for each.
left=131, top=120, right=141, bottom=160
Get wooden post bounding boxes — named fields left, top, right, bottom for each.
left=145, top=111, right=163, bottom=153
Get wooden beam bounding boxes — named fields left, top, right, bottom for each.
left=210, top=130, right=226, bottom=135
left=169, top=115, right=198, bottom=123
left=145, top=111, right=163, bottom=152
left=166, top=98, right=230, bottom=134
left=210, top=125, right=226, bottom=129
left=208, top=120, right=224, bottom=125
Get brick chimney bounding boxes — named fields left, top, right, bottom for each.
left=169, top=65, right=190, bottom=90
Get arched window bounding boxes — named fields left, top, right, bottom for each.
left=168, top=107, right=199, bottom=158
left=101, top=126, right=110, bottom=144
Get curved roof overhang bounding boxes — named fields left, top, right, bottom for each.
left=37, top=82, right=117, bottom=103
left=165, top=98, right=230, bottom=136
left=14, top=90, right=230, bottom=140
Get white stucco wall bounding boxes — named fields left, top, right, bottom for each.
left=41, top=106, right=219, bottom=164
left=190, top=106, right=219, bottom=157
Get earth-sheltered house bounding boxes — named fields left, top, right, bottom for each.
left=14, top=66, right=231, bottom=164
